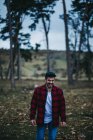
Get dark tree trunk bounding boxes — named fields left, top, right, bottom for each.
left=42, top=17, right=50, bottom=72
left=0, top=53, right=3, bottom=79
left=62, top=0, right=73, bottom=85
left=0, top=64, right=3, bottom=80
left=75, top=20, right=84, bottom=81
left=86, top=22, right=91, bottom=81
left=17, top=44, right=21, bottom=80
left=6, top=0, right=15, bottom=88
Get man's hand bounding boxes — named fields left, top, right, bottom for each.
left=60, top=121, right=67, bottom=127
left=31, top=119, right=36, bottom=126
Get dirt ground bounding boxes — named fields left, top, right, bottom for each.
left=0, top=81, right=93, bottom=140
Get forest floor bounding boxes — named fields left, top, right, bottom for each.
left=0, top=81, right=93, bottom=140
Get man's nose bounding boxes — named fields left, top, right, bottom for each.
left=49, top=81, right=53, bottom=84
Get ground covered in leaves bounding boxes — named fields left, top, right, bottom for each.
left=0, top=87, right=93, bottom=140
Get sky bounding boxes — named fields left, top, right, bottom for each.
left=0, top=0, right=71, bottom=50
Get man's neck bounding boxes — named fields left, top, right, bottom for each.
left=47, top=88, right=52, bottom=92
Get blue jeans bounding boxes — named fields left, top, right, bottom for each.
left=36, top=122, right=58, bottom=140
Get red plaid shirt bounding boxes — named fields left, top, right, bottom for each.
left=30, top=84, right=66, bottom=126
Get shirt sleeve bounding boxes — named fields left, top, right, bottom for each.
left=30, top=88, right=38, bottom=120
left=59, top=89, right=66, bottom=122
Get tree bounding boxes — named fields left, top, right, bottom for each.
left=70, top=0, right=93, bottom=81
left=6, top=0, right=15, bottom=88
left=0, top=0, right=58, bottom=77
left=0, top=0, right=32, bottom=80
left=41, top=14, right=50, bottom=71
left=28, top=0, right=58, bottom=71
left=61, top=0, right=74, bottom=85
left=11, top=0, right=58, bottom=72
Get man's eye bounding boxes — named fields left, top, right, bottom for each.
left=48, top=80, right=54, bottom=82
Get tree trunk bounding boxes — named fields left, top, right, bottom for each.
left=0, top=53, right=3, bottom=79
left=17, top=44, right=21, bottom=80
left=86, top=22, right=91, bottom=81
left=62, top=0, right=73, bottom=85
left=5, top=40, right=17, bottom=79
left=6, top=9, right=21, bottom=80
left=42, top=17, right=50, bottom=72
left=0, top=64, right=3, bottom=80
left=75, top=20, right=84, bottom=81
left=6, top=0, right=15, bottom=88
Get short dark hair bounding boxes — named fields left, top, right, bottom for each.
left=45, top=71, right=56, bottom=79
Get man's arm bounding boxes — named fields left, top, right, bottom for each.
left=30, top=88, right=38, bottom=124
left=59, top=89, right=66, bottom=126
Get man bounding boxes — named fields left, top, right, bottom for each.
left=30, top=71, right=66, bottom=140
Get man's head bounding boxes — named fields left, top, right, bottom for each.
left=45, top=71, right=56, bottom=89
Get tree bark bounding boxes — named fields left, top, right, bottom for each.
left=75, top=20, right=84, bottom=81
left=42, top=17, right=50, bottom=72
left=17, top=44, right=21, bottom=80
left=62, top=0, right=73, bottom=85
left=0, top=64, right=3, bottom=80
left=6, top=0, right=15, bottom=88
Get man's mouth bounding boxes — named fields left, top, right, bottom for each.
left=47, top=83, right=53, bottom=87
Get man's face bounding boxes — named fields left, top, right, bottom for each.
left=46, top=77, right=55, bottom=89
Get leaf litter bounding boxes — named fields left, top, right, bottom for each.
left=0, top=88, right=93, bottom=140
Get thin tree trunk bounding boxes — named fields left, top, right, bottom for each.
left=62, top=0, right=73, bottom=85
left=86, top=22, right=91, bottom=81
left=6, top=0, right=15, bottom=88
left=75, top=20, right=84, bottom=81
left=17, top=45, right=21, bottom=80
left=0, top=54, right=3, bottom=79
left=42, top=17, right=50, bottom=72
left=0, top=65, right=3, bottom=80
left=6, top=61, right=10, bottom=79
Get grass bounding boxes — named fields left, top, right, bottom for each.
left=0, top=50, right=67, bottom=79
left=0, top=83, right=93, bottom=140
left=55, top=59, right=67, bottom=69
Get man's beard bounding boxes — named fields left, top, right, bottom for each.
left=47, top=83, right=53, bottom=89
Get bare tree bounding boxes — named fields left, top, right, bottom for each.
left=62, top=0, right=73, bottom=85
left=42, top=16, right=50, bottom=71
left=6, top=0, right=15, bottom=88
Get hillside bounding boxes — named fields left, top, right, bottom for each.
left=0, top=49, right=67, bottom=79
